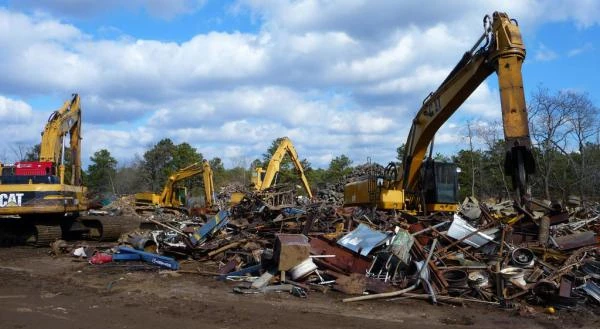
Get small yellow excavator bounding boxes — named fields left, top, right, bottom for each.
left=135, top=159, right=215, bottom=214
left=251, top=137, right=313, bottom=198
left=344, top=12, right=535, bottom=214
left=229, top=137, right=313, bottom=206
left=0, top=94, right=128, bottom=245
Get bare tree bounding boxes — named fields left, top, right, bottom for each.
left=565, top=91, right=598, bottom=200
left=230, top=156, right=248, bottom=185
left=529, top=87, right=574, bottom=200
left=9, top=143, right=29, bottom=162
left=475, top=121, right=511, bottom=199
left=0, top=148, right=7, bottom=163
left=465, top=121, right=476, bottom=197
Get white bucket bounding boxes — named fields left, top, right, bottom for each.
left=289, top=258, right=318, bottom=280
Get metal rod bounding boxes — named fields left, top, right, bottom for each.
left=410, top=221, right=449, bottom=236
left=389, top=293, right=500, bottom=305
left=207, top=241, right=244, bottom=257
left=437, top=265, right=488, bottom=270
left=144, top=217, right=186, bottom=236
left=429, top=225, right=482, bottom=262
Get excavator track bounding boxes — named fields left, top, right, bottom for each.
left=79, top=215, right=140, bottom=241
left=31, top=224, right=63, bottom=247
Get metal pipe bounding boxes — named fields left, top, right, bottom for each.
left=388, top=293, right=500, bottom=305
left=410, top=221, right=449, bottom=236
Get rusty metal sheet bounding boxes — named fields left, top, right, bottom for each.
left=549, top=211, right=569, bottom=226
left=554, top=231, right=597, bottom=251
left=365, top=277, right=395, bottom=293
left=218, top=259, right=237, bottom=274
left=559, top=276, right=573, bottom=298
left=333, top=273, right=366, bottom=295
left=310, top=236, right=372, bottom=274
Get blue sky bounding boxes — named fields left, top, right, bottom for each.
left=0, top=0, right=598, bottom=169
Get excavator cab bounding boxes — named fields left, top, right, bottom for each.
left=251, top=167, right=270, bottom=188
left=422, top=159, right=459, bottom=212
left=171, top=186, right=188, bottom=207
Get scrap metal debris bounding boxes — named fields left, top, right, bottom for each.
left=52, top=182, right=600, bottom=314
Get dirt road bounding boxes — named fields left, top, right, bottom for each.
left=0, top=246, right=597, bottom=329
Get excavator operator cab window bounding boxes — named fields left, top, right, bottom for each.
left=174, top=186, right=187, bottom=205
left=423, top=160, right=458, bottom=205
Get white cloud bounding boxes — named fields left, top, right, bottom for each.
left=460, top=84, right=503, bottom=119
left=534, top=43, right=558, bottom=61
left=360, top=65, right=449, bottom=96
left=0, top=95, right=47, bottom=163
left=567, top=42, right=594, bottom=57
left=83, top=125, right=155, bottom=162
left=0, top=2, right=598, bottom=168
left=236, top=0, right=600, bottom=34
left=0, top=95, right=34, bottom=123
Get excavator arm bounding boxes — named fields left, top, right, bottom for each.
left=202, top=160, right=215, bottom=209
left=39, top=94, right=82, bottom=185
left=252, top=137, right=313, bottom=198
left=402, top=12, right=534, bottom=201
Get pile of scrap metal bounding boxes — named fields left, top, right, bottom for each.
left=121, top=210, right=241, bottom=259
left=69, top=190, right=600, bottom=312
left=188, top=196, right=600, bottom=310
left=333, top=197, right=600, bottom=311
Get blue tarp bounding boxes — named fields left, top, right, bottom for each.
left=282, top=207, right=306, bottom=216
left=115, top=247, right=180, bottom=270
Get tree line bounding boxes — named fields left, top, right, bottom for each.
left=81, top=137, right=354, bottom=197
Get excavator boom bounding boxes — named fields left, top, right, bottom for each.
left=39, top=94, right=83, bottom=185
left=403, top=12, right=534, bottom=202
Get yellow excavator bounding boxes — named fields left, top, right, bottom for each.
left=135, top=159, right=216, bottom=214
left=229, top=137, right=313, bottom=206
left=345, top=12, right=535, bottom=213
left=0, top=94, right=126, bottom=245
left=251, top=137, right=313, bottom=198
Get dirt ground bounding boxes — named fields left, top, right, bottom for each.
left=0, top=245, right=598, bottom=329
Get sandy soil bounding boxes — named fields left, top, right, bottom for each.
left=0, top=245, right=598, bottom=329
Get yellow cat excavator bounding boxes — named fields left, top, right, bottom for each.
left=0, top=94, right=128, bottom=245
left=251, top=137, right=313, bottom=198
left=344, top=12, right=535, bottom=213
left=135, top=159, right=216, bottom=214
